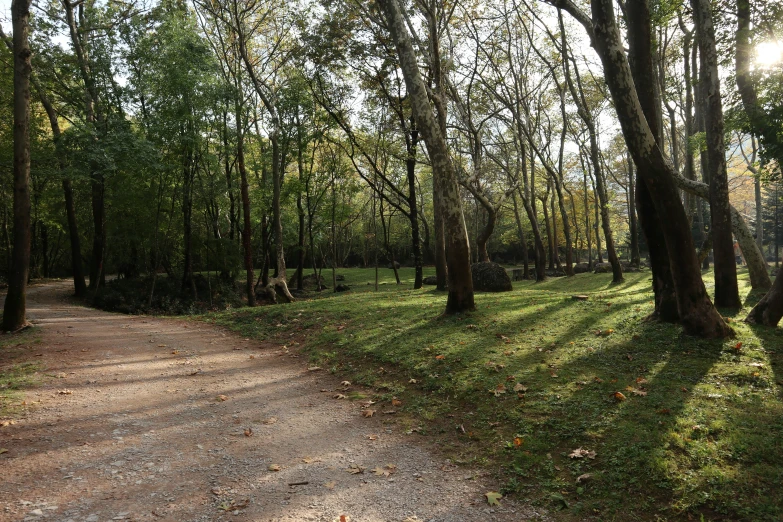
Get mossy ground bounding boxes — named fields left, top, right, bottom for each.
left=0, top=329, right=41, bottom=417
left=205, top=266, right=783, bottom=521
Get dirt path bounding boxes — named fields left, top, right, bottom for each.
left=1, top=282, right=544, bottom=522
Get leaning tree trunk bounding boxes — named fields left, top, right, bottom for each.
left=32, top=79, right=87, bottom=298
left=626, top=0, right=678, bottom=322
left=573, top=0, right=732, bottom=337
left=691, top=0, right=741, bottom=308
left=2, top=0, right=32, bottom=331
left=379, top=0, right=473, bottom=313
left=673, top=173, right=771, bottom=290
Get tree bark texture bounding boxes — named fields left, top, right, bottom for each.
left=691, top=0, right=741, bottom=308
left=567, top=0, right=732, bottom=337
left=379, top=0, right=474, bottom=313
left=2, top=0, right=33, bottom=331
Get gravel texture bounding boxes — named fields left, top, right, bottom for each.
left=0, top=282, right=548, bottom=522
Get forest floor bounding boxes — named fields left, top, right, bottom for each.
left=0, top=280, right=543, bottom=522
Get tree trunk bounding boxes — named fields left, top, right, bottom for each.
left=736, top=0, right=783, bottom=171
left=2, top=0, right=32, bottom=331
left=628, top=155, right=641, bottom=267
left=237, top=117, right=256, bottom=307
left=691, top=0, right=741, bottom=308
left=746, top=270, right=783, bottom=326
left=379, top=0, right=474, bottom=313
left=406, top=120, right=423, bottom=289
left=673, top=173, right=771, bottom=290
left=31, top=78, right=87, bottom=297
left=564, top=0, right=732, bottom=337
left=512, top=192, right=530, bottom=279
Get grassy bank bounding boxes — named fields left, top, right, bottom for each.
left=206, top=267, right=783, bottom=521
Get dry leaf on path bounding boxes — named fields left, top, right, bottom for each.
left=345, top=464, right=364, bottom=474
left=391, top=398, right=402, bottom=407
left=513, top=383, right=527, bottom=393
left=366, top=434, right=378, bottom=440
left=57, top=390, right=73, bottom=395
left=324, top=481, right=336, bottom=489
left=268, top=464, right=281, bottom=471
left=307, top=366, right=322, bottom=372
left=485, top=491, right=503, bottom=506
left=362, top=410, right=375, bottom=418
left=0, top=448, right=8, bottom=454
left=372, top=464, right=397, bottom=476
left=243, top=428, right=253, bottom=437
left=341, top=381, right=351, bottom=386
left=333, top=394, right=347, bottom=400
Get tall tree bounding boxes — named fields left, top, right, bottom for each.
left=377, top=0, right=475, bottom=313
left=554, top=0, right=732, bottom=337
left=690, top=0, right=741, bottom=308
left=2, top=0, right=33, bottom=331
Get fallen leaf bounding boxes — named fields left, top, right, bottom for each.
left=485, top=491, right=503, bottom=506
left=345, top=464, right=364, bottom=474
left=636, top=377, right=648, bottom=384
left=57, top=390, right=73, bottom=395
left=362, top=410, right=375, bottom=418
left=372, top=464, right=397, bottom=476
left=244, top=428, right=253, bottom=437
left=366, top=434, right=378, bottom=440
left=382, top=410, right=397, bottom=414
left=307, top=366, right=322, bottom=371
left=341, top=381, right=351, bottom=386
left=613, top=391, right=626, bottom=401
left=262, top=417, right=277, bottom=425
left=513, top=437, right=524, bottom=447
left=171, top=350, right=179, bottom=355
left=435, top=355, right=446, bottom=360
left=631, top=389, right=647, bottom=396
left=391, top=398, right=402, bottom=407
left=408, top=378, right=417, bottom=384
left=0, top=420, right=16, bottom=427
left=576, top=473, right=593, bottom=483
left=324, top=481, right=336, bottom=489
left=734, top=342, right=743, bottom=351
left=333, top=394, right=347, bottom=400
left=0, top=448, right=8, bottom=454
left=302, top=457, right=317, bottom=463
left=216, top=395, right=228, bottom=402
left=491, top=384, right=507, bottom=396
left=569, top=447, right=596, bottom=459
left=268, top=464, right=281, bottom=471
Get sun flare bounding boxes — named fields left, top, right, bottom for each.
left=756, top=41, right=783, bottom=68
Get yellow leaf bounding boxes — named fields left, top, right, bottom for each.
left=362, top=410, right=375, bottom=418
left=216, top=395, right=228, bottom=402
left=485, top=491, right=503, bottom=506
left=268, top=464, right=281, bottom=471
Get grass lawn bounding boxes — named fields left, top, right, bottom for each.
left=0, top=329, right=41, bottom=418
left=206, top=266, right=783, bottom=521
